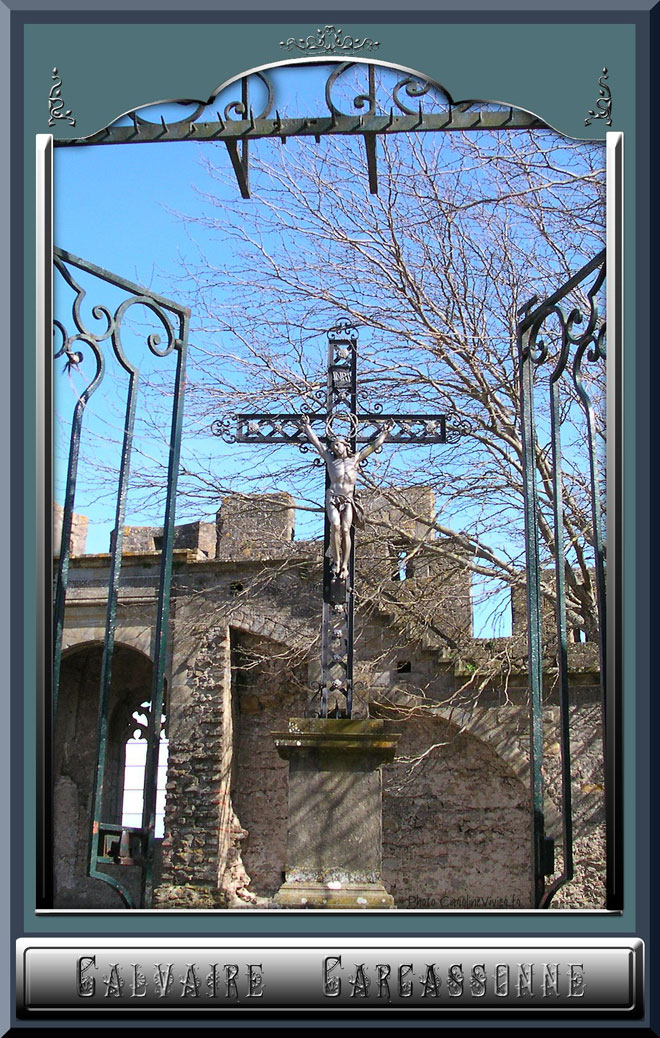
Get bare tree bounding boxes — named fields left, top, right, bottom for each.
left=54, top=109, right=606, bottom=705
left=161, top=124, right=606, bottom=652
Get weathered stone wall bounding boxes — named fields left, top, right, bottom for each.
left=511, top=572, right=600, bottom=645
left=216, top=492, right=296, bottom=559
left=380, top=716, right=530, bottom=909
left=146, top=550, right=319, bottom=908
left=53, top=501, right=88, bottom=557
left=154, top=624, right=232, bottom=909
left=54, top=489, right=606, bottom=911
left=541, top=697, right=606, bottom=910
left=231, top=631, right=308, bottom=899
left=119, top=520, right=216, bottom=558
left=414, top=682, right=606, bottom=911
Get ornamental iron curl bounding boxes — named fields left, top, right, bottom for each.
left=211, top=415, right=238, bottom=444
left=131, top=72, right=275, bottom=131
left=328, top=319, right=359, bottom=347
left=444, top=412, right=473, bottom=444
left=521, top=254, right=606, bottom=376
left=392, top=75, right=436, bottom=116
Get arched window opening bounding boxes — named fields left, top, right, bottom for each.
left=121, top=701, right=168, bottom=839
left=572, top=628, right=589, bottom=643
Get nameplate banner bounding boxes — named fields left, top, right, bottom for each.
left=17, top=938, right=642, bottom=1015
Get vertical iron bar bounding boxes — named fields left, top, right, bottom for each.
left=516, top=249, right=607, bottom=909
left=519, top=326, right=546, bottom=908
left=539, top=371, right=574, bottom=906
left=52, top=349, right=103, bottom=716
left=87, top=350, right=140, bottom=907
left=140, top=313, right=189, bottom=908
left=346, top=329, right=358, bottom=717
left=319, top=323, right=358, bottom=717
left=577, top=388, right=607, bottom=693
left=346, top=562, right=355, bottom=717
left=573, top=338, right=609, bottom=900
left=51, top=248, right=190, bottom=908
left=363, top=133, right=378, bottom=195
left=320, top=602, right=330, bottom=718
left=319, top=328, right=335, bottom=719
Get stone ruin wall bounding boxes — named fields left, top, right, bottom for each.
left=55, top=489, right=606, bottom=911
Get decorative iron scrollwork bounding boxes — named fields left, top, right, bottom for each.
left=392, top=75, right=435, bottom=116
left=325, top=63, right=452, bottom=120
left=53, top=246, right=189, bottom=909
left=444, top=412, right=473, bottom=444
left=520, top=254, right=606, bottom=377
left=517, top=249, right=607, bottom=910
left=55, top=63, right=545, bottom=168
left=54, top=253, right=181, bottom=378
left=211, top=415, right=238, bottom=443
left=280, top=24, right=380, bottom=53
left=325, top=62, right=377, bottom=118
left=328, top=319, right=359, bottom=349
left=221, top=71, right=275, bottom=123
left=585, top=68, right=612, bottom=127
left=48, top=67, right=76, bottom=127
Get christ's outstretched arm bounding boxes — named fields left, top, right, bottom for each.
left=297, top=416, right=330, bottom=462
left=357, top=420, right=395, bottom=462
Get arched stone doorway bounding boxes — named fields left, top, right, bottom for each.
left=54, top=642, right=165, bottom=908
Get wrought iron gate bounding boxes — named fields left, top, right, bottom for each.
left=51, top=247, right=189, bottom=908
left=517, top=249, right=611, bottom=908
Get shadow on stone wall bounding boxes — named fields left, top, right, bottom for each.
left=378, top=714, right=530, bottom=909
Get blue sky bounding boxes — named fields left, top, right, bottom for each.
left=52, top=65, right=606, bottom=639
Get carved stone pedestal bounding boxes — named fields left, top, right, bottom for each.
left=271, top=718, right=400, bottom=909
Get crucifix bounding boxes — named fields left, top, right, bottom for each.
left=213, top=320, right=466, bottom=718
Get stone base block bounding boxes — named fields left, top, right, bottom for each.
left=272, top=719, right=401, bottom=911
left=274, top=881, right=395, bottom=910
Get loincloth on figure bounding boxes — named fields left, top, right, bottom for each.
left=326, top=490, right=365, bottom=530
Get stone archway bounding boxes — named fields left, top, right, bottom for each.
left=54, top=641, right=162, bottom=908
